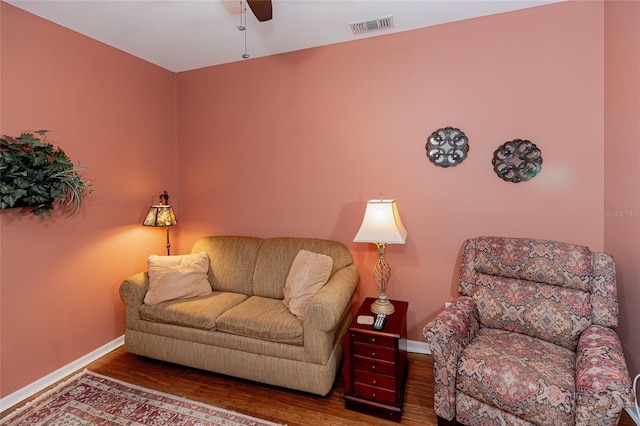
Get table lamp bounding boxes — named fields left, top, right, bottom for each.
left=353, top=198, right=407, bottom=315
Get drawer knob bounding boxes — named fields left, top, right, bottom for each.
left=372, top=392, right=376, bottom=398
left=372, top=379, right=377, bottom=385
left=371, top=365, right=376, bottom=371
left=372, top=351, right=376, bottom=357
left=370, top=338, right=376, bottom=343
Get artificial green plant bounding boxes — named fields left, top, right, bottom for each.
left=0, top=130, right=92, bottom=218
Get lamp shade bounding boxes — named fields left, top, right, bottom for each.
left=353, top=199, right=407, bottom=244
left=143, top=205, right=177, bottom=227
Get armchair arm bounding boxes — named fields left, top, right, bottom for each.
left=304, top=265, right=359, bottom=362
left=422, top=296, right=479, bottom=421
left=575, top=324, right=633, bottom=426
left=119, top=271, right=149, bottom=329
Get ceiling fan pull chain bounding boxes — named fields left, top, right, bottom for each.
left=243, top=31, right=250, bottom=59
left=238, top=1, right=250, bottom=59
left=237, top=1, right=245, bottom=31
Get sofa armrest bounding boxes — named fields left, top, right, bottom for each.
left=119, top=271, right=149, bottom=328
left=422, top=296, right=479, bottom=421
left=575, top=324, right=633, bottom=425
left=303, top=265, right=359, bottom=362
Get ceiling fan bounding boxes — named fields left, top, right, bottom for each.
left=246, top=0, right=272, bottom=22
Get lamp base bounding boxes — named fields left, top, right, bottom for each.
left=370, top=298, right=395, bottom=315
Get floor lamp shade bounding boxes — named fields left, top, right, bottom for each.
left=354, top=199, right=407, bottom=315
left=143, top=205, right=177, bottom=227
left=143, top=191, right=177, bottom=255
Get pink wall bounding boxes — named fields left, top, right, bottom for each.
left=0, top=3, right=177, bottom=397
left=604, top=0, right=640, bottom=379
left=176, top=1, right=605, bottom=342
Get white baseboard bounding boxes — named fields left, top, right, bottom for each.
left=0, top=335, right=124, bottom=413
left=627, top=407, right=640, bottom=425
left=402, top=339, right=431, bottom=354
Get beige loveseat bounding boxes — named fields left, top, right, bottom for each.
left=119, top=236, right=359, bottom=396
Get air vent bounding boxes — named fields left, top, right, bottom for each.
left=350, top=16, right=394, bottom=35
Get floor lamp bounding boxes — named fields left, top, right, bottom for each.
left=143, top=191, right=177, bottom=255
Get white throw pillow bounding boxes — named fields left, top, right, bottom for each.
left=283, top=250, right=333, bottom=319
left=144, top=252, right=212, bottom=305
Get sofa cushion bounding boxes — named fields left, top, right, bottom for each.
left=216, top=296, right=304, bottom=345
left=140, top=291, right=248, bottom=330
left=144, top=252, right=212, bottom=305
left=283, top=250, right=333, bottom=319
left=457, top=327, right=576, bottom=425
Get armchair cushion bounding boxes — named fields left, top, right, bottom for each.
left=423, top=296, right=479, bottom=421
left=575, top=324, right=634, bottom=424
left=472, top=237, right=592, bottom=289
left=457, top=327, right=576, bottom=424
left=474, top=274, right=591, bottom=350
left=460, top=237, right=593, bottom=296
left=591, top=252, right=619, bottom=328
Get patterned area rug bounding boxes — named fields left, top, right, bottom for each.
left=1, top=370, right=285, bottom=426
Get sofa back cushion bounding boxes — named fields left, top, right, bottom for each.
left=191, top=236, right=263, bottom=295
left=459, top=237, right=609, bottom=350
left=191, top=236, right=354, bottom=300
left=253, top=237, right=353, bottom=299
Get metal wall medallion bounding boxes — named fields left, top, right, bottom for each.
left=492, top=139, right=543, bottom=183
left=425, top=126, right=469, bottom=168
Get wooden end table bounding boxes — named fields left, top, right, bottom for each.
left=342, top=297, right=408, bottom=422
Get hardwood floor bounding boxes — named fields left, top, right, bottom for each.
left=2, top=346, right=635, bottom=425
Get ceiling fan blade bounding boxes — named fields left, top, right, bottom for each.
left=247, top=0, right=272, bottom=22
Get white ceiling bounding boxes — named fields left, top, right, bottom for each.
left=6, top=0, right=563, bottom=73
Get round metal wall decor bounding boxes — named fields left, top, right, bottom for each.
left=492, top=139, right=543, bottom=183
left=425, top=126, right=469, bottom=168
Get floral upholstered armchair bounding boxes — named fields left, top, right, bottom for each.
left=423, top=237, right=632, bottom=426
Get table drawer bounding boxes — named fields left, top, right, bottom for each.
left=353, top=342, right=396, bottom=362
left=353, top=333, right=395, bottom=348
left=354, top=382, right=396, bottom=405
left=354, top=369, right=396, bottom=391
left=354, top=358, right=396, bottom=377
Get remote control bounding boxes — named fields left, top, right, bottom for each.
left=373, top=313, right=387, bottom=331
